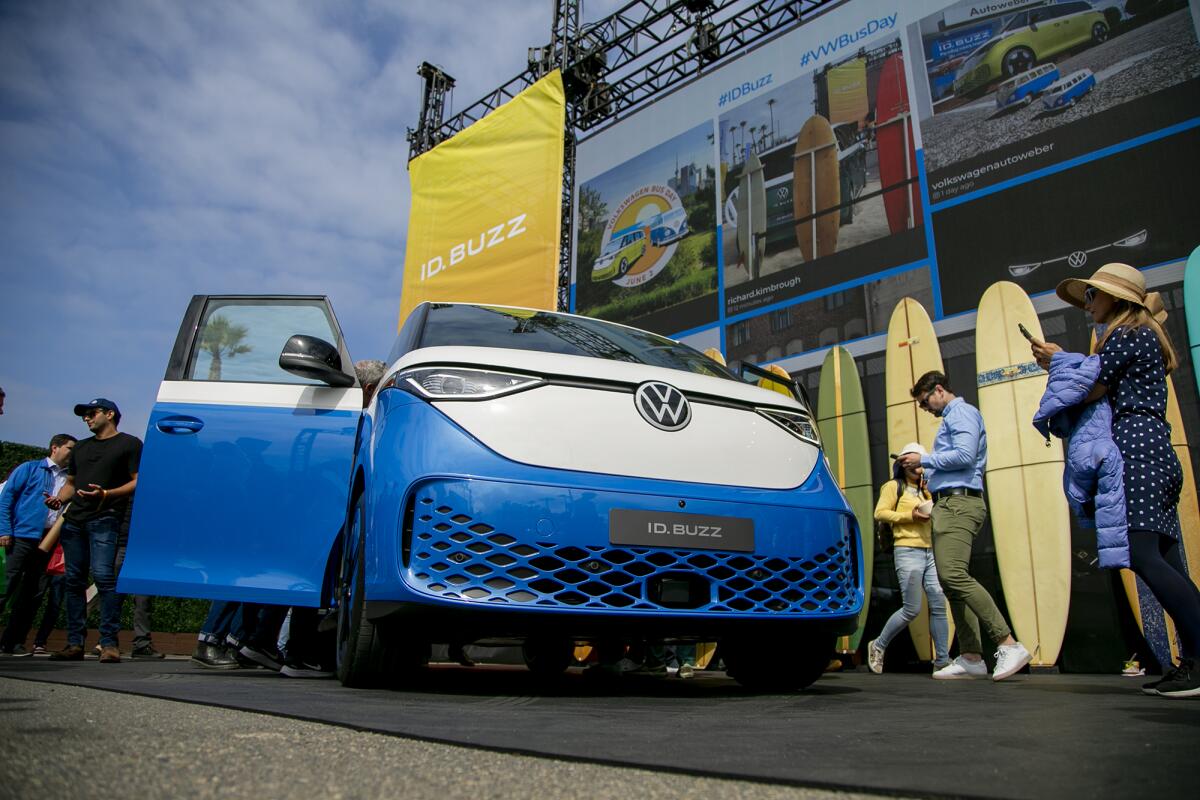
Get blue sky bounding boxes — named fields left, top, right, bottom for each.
left=0, top=0, right=623, bottom=448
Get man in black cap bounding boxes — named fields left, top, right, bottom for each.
left=46, top=398, right=141, bottom=663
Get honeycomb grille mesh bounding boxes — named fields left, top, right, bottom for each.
left=407, top=494, right=856, bottom=616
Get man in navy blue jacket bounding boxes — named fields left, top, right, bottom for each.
left=0, top=434, right=76, bottom=655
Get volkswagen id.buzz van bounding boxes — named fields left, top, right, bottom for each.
left=118, top=297, right=862, bottom=690
left=953, top=1, right=1108, bottom=97
left=591, top=229, right=647, bottom=281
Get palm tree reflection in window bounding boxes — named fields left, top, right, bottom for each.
left=200, top=314, right=252, bottom=380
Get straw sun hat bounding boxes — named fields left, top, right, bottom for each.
left=1055, top=262, right=1167, bottom=323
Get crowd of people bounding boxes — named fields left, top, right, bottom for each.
left=1, top=264, right=1197, bottom=697
left=863, top=263, right=1198, bottom=698
left=0, top=360, right=387, bottom=678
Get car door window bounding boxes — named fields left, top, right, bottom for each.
left=188, top=299, right=341, bottom=384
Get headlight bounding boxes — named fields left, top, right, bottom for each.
left=1113, top=230, right=1148, bottom=247
left=395, top=367, right=543, bottom=400
left=757, top=408, right=821, bottom=448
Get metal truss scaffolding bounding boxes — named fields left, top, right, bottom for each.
left=407, top=0, right=846, bottom=311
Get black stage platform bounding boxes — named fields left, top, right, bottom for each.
left=2, top=659, right=1196, bottom=799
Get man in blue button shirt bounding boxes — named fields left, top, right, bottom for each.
left=899, top=371, right=1031, bottom=681
left=0, top=434, right=76, bottom=655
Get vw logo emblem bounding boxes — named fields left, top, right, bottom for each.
left=635, top=381, right=691, bottom=431
left=1068, top=251, right=1088, bottom=269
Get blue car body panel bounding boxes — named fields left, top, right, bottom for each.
left=119, top=401, right=358, bottom=605
left=355, top=389, right=862, bottom=623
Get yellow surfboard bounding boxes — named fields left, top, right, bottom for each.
left=976, top=282, right=1070, bottom=667
left=884, top=297, right=952, bottom=660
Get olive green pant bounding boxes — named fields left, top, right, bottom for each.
left=931, top=495, right=1011, bottom=656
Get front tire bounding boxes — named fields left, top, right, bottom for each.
left=722, top=634, right=835, bottom=692
left=1001, top=47, right=1035, bottom=78
left=336, top=494, right=426, bottom=687
left=1091, top=22, right=1109, bottom=44
left=618, top=257, right=629, bottom=277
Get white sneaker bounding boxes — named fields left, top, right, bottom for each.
left=867, top=639, right=885, bottom=674
left=993, top=642, right=1031, bottom=681
left=932, top=655, right=988, bottom=680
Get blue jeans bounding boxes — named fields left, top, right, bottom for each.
left=61, top=516, right=122, bottom=647
left=876, top=546, right=950, bottom=665
left=198, top=600, right=245, bottom=646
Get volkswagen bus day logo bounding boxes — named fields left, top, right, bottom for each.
left=635, top=381, right=691, bottom=431
left=1068, top=251, right=1088, bottom=269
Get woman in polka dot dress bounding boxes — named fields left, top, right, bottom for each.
left=1033, top=263, right=1200, bottom=699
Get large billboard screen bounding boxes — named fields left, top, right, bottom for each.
left=569, top=0, right=1200, bottom=667
left=572, top=0, right=1199, bottom=351
left=400, top=72, right=566, bottom=324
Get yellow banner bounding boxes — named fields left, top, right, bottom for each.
left=826, top=57, right=868, bottom=127
left=399, top=71, right=566, bottom=325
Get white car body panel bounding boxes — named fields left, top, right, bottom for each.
left=390, top=345, right=820, bottom=490
left=433, top=384, right=819, bottom=489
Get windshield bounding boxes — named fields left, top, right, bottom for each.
left=412, top=303, right=739, bottom=381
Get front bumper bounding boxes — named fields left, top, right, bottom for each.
left=364, top=392, right=862, bottom=633
left=402, top=476, right=859, bottom=619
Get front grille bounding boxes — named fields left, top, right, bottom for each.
left=406, top=494, right=857, bottom=616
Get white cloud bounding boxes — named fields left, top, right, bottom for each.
left=0, top=0, right=574, bottom=447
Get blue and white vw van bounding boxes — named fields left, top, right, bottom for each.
left=994, top=62, right=1060, bottom=109
left=1041, top=68, right=1096, bottom=110
left=119, top=296, right=862, bottom=689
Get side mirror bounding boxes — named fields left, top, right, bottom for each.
left=279, top=335, right=355, bottom=387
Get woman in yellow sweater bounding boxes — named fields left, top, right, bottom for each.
left=867, top=443, right=951, bottom=673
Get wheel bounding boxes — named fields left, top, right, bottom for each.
left=618, top=257, right=629, bottom=277
left=521, top=636, right=574, bottom=677
left=1001, top=46, right=1035, bottom=78
left=1091, top=22, right=1109, bottom=44
left=722, top=634, right=834, bottom=692
left=336, top=493, right=427, bottom=687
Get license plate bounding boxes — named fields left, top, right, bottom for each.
left=610, top=508, right=754, bottom=552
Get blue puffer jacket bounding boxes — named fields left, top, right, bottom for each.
left=1032, top=352, right=1129, bottom=569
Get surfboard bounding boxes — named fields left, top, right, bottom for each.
left=792, top=114, right=840, bottom=263
left=817, top=346, right=874, bottom=654
left=735, top=150, right=767, bottom=280
left=1187, top=245, right=1200, bottom=398
left=976, top=281, right=1071, bottom=667
left=876, top=52, right=921, bottom=236
left=884, top=297, right=950, bottom=660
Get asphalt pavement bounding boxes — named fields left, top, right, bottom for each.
left=2, top=658, right=1197, bottom=799
left=0, top=676, right=878, bottom=800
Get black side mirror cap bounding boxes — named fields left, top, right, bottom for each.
left=279, top=335, right=355, bottom=388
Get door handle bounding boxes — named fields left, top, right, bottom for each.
left=156, top=416, right=204, bottom=435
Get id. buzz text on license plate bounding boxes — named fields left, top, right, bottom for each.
left=609, top=508, right=754, bottom=552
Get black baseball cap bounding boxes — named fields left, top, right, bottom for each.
left=74, top=398, right=119, bottom=417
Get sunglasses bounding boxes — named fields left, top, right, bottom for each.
left=81, top=408, right=109, bottom=419
left=1083, top=286, right=1098, bottom=305
left=917, top=389, right=935, bottom=410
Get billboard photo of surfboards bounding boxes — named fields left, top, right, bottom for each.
left=718, top=33, right=926, bottom=319
left=912, top=0, right=1200, bottom=203
left=573, top=121, right=718, bottom=333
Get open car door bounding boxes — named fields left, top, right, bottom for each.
left=118, top=295, right=361, bottom=606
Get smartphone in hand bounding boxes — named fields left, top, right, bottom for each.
left=1018, top=323, right=1034, bottom=341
